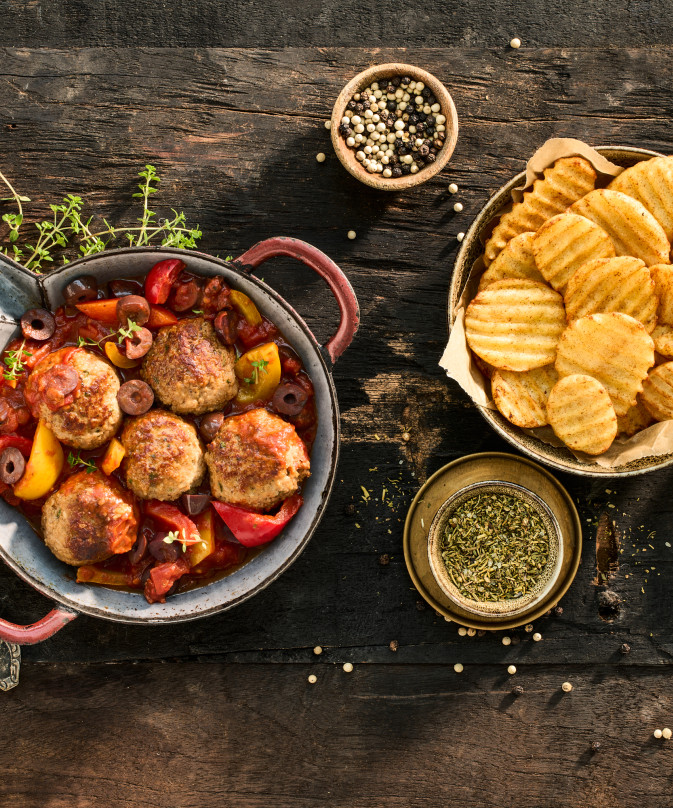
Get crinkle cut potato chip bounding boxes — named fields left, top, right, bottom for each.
left=650, top=264, right=673, bottom=325
left=491, top=365, right=559, bottom=428
left=617, top=398, right=653, bottom=437
left=555, top=312, right=654, bottom=417
left=465, top=279, right=566, bottom=372
left=641, top=362, right=673, bottom=422
left=547, top=374, right=618, bottom=455
left=483, top=156, right=598, bottom=267
left=532, top=212, right=615, bottom=294
left=570, top=188, right=671, bottom=267
left=564, top=256, right=658, bottom=333
left=652, top=324, right=673, bottom=358
left=608, top=155, right=673, bottom=241
left=478, top=232, right=545, bottom=292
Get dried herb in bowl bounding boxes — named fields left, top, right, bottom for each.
left=439, top=493, right=550, bottom=602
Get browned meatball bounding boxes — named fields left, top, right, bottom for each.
left=42, top=470, right=138, bottom=566
left=25, top=347, right=122, bottom=449
left=205, top=408, right=310, bottom=511
left=141, top=317, right=237, bottom=415
left=121, top=409, right=205, bottom=501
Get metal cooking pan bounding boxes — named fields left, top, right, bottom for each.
left=0, top=237, right=359, bottom=644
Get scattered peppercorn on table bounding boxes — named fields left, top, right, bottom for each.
left=2, top=17, right=673, bottom=808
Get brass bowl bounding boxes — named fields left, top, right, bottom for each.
left=447, top=145, right=670, bottom=477
left=427, top=480, right=563, bottom=620
left=331, top=62, right=459, bottom=191
left=404, top=452, right=582, bottom=630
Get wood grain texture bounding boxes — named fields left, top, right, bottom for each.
left=3, top=662, right=673, bottom=808
left=0, top=48, right=673, bottom=671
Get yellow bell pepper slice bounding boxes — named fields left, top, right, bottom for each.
left=186, top=508, right=216, bottom=568
left=77, top=566, right=132, bottom=587
left=235, top=342, right=281, bottom=405
left=101, top=438, right=126, bottom=476
left=230, top=290, right=262, bottom=326
left=13, top=420, right=64, bottom=500
left=104, top=341, right=139, bottom=369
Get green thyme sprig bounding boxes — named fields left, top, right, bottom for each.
left=3, top=340, right=32, bottom=382
left=76, top=319, right=141, bottom=350
left=163, top=529, right=206, bottom=553
left=67, top=451, right=97, bottom=473
left=0, top=165, right=202, bottom=272
left=244, top=358, right=269, bottom=386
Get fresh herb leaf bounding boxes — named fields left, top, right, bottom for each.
left=3, top=340, right=32, bottom=381
left=67, top=451, right=97, bottom=473
left=243, top=358, right=269, bottom=386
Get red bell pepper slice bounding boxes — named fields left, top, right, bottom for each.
left=145, top=557, right=190, bottom=603
left=144, top=259, right=186, bottom=305
left=0, top=435, right=33, bottom=456
left=146, top=305, right=178, bottom=329
left=212, top=494, right=303, bottom=547
left=75, top=298, right=119, bottom=324
left=143, top=500, right=202, bottom=547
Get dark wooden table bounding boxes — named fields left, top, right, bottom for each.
left=2, top=4, right=673, bottom=806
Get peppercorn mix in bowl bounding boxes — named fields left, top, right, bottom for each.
left=427, top=480, right=563, bottom=619
left=331, top=63, right=458, bottom=190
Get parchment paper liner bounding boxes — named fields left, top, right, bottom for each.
left=440, top=137, right=673, bottom=469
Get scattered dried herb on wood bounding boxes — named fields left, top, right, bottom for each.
left=440, top=493, right=550, bottom=602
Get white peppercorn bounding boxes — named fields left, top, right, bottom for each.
left=308, top=674, right=317, bottom=684
left=324, top=120, right=331, bottom=129
left=533, top=633, right=542, bottom=642
left=316, top=153, right=326, bottom=163
left=313, top=645, right=323, bottom=655
left=457, top=232, right=465, bottom=242
left=654, top=729, right=663, bottom=739
left=502, top=636, right=511, bottom=646
left=458, top=627, right=467, bottom=636
left=663, top=728, right=672, bottom=740
left=448, top=182, right=458, bottom=193
left=507, top=665, right=517, bottom=675
left=454, top=663, right=464, bottom=673
left=510, top=37, right=522, bottom=49
left=343, top=662, right=354, bottom=673
left=562, top=681, right=573, bottom=693
left=347, top=230, right=356, bottom=240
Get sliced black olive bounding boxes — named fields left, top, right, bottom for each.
left=62, top=275, right=98, bottom=306
left=0, top=447, right=25, bottom=484
left=199, top=412, right=224, bottom=443
left=20, top=308, right=56, bottom=341
left=117, top=380, right=154, bottom=415
left=109, top=279, right=144, bottom=298
left=181, top=493, right=210, bottom=516
left=116, top=294, right=150, bottom=327
left=213, top=309, right=238, bottom=346
left=149, top=532, right=182, bottom=563
left=272, top=383, right=309, bottom=416
left=124, top=327, right=153, bottom=360
left=128, top=528, right=150, bottom=565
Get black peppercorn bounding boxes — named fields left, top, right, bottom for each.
left=591, top=741, right=602, bottom=753
left=344, top=503, right=356, bottom=517
left=362, top=100, right=371, bottom=110
left=338, top=123, right=352, bottom=137
left=415, top=599, right=426, bottom=611
left=386, top=83, right=396, bottom=94
left=355, top=103, right=364, bottom=114
left=426, top=115, right=436, bottom=127
left=554, top=606, right=563, bottom=616
left=392, top=166, right=403, bottom=178
left=417, top=112, right=427, bottom=122
left=620, top=642, right=631, bottom=654
left=416, top=123, right=426, bottom=134
left=425, top=153, right=436, bottom=163
left=389, top=639, right=399, bottom=651
left=419, top=144, right=430, bottom=157
left=512, top=685, right=524, bottom=696
left=397, top=144, right=409, bottom=155
left=389, top=153, right=399, bottom=165
left=391, top=76, right=401, bottom=87
left=347, top=100, right=357, bottom=110
left=422, top=87, right=432, bottom=99
left=415, top=157, right=425, bottom=167
left=379, top=553, right=390, bottom=566
left=401, top=165, right=411, bottom=175
left=408, top=113, right=419, bottom=125
left=427, top=94, right=437, bottom=106
left=433, top=139, right=443, bottom=149
left=401, top=75, right=411, bottom=85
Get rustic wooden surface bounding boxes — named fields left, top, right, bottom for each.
left=2, top=32, right=673, bottom=808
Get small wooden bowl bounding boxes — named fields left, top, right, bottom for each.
left=331, top=63, right=459, bottom=191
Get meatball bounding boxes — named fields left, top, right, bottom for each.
left=141, top=317, right=237, bottom=415
left=205, top=408, right=310, bottom=511
left=121, top=409, right=205, bottom=501
left=25, top=347, right=122, bottom=449
left=42, top=470, right=138, bottom=566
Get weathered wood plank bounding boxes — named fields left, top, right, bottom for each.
left=1, top=48, right=673, bottom=665
left=2, top=662, right=673, bottom=808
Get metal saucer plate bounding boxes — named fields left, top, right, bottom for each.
left=403, top=452, right=582, bottom=630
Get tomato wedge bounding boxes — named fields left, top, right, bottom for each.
left=144, top=259, right=186, bottom=305
left=144, top=500, right=201, bottom=547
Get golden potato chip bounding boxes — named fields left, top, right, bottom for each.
left=547, top=374, right=617, bottom=455
left=564, top=256, right=658, bottom=332
left=478, top=232, right=545, bottom=291
left=555, top=312, right=654, bottom=417
left=491, top=365, right=559, bottom=428
left=608, top=156, right=673, bottom=240
left=473, top=354, right=496, bottom=380
left=616, top=398, right=653, bottom=437
left=532, top=212, right=615, bottom=294
left=465, top=279, right=566, bottom=372
left=570, top=189, right=670, bottom=266
left=651, top=324, right=673, bottom=358
left=483, top=157, right=598, bottom=267
left=641, top=362, right=673, bottom=421
left=649, top=264, right=673, bottom=324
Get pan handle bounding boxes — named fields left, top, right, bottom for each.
left=0, top=607, right=77, bottom=645
left=233, top=237, right=360, bottom=364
